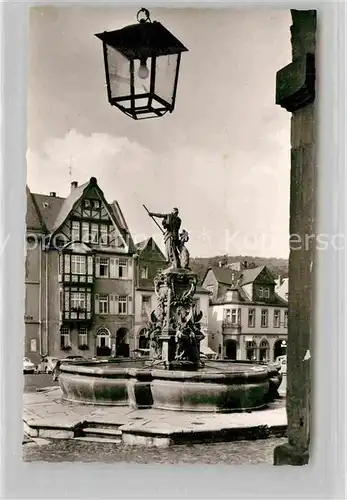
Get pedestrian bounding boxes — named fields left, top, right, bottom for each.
left=52, top=359, right=61, bottom=381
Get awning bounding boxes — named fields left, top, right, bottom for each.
left=200, top=346, right=216, bottom=356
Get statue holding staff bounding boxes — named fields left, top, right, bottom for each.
left=144, top=205, right=182, bottom=269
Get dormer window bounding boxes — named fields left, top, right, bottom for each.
left=258, top=286, right=270, bottom=299
left=84, top=200, right=90, bottom=207
left=93, top=200, right=100, bottom=209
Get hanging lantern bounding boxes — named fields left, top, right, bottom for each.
left=95, top=8, right=188, bottom=120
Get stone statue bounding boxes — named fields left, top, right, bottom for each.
left=146, top=207, right=182, bottom=269
left=178, top=229, right=190, bottom=269
left=146, top=311, right=163, bottom=359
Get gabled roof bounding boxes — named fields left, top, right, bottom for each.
left=51, top=181, right=89, bottom=233
left=26, top=186, right=46, bottom=232
left=240, top=265, right=276, bottom=286
left=207, top=266, right=235, bottom=285
left=27, top=177, right=135, bottom=252
left=136, top=238, right=151, bottom=252
left=135, top=237, right=166, bottom=261
left=239, top=265, right=265, bottom=285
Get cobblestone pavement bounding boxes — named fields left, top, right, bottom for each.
left=23, top=437, right=286, bottom=464
left=24, top=373, right=59, bottom=393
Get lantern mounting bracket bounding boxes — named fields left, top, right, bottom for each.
left=137, top=8, right=151, bottom=24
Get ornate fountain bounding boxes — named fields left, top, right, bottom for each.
left=59, top=207, right=282, bottom=412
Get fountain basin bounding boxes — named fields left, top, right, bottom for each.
left=150, top=366, right=269, bottom=412
left=58, top=360, right=278, bottom=412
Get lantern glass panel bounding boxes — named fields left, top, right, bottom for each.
left=106, top=44, right=131, bottom=100
left=154, top=54, right=179, bottom=107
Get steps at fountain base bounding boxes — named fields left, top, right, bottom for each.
left=77, top=426, right=122, bottom=443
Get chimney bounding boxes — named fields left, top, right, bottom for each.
left=71, top=181, right=78, bottom=192
left=218, top=261, right=223, bottom=268
left=50, top=192, right=56, bottom=197
left=243, top=260, right=248, bottom=269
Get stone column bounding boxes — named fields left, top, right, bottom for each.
left=273, top=10, right=316, bottom=466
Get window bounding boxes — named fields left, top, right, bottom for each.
left=224, top=308, right=231, bottom=324
left=140, top=266, right=148, bottom=279
left=71, top=292, right=86, bottom=310
left=71, top=255, right=86, bottom=275
left=91, top=223, right=98, bottom=243
left=100, top=225, right=108, bottom=246
left=92, top=200, right=100, bottom=218
left=223, top=308, right=239, bottom=326
left=246, top=341, right=257, bottom=361
left=84, top=200, right=90, bottom=207
left=71, top=221, right=80, bottom=241
left=82, top=222, right=90, bottom=243
left=261, top=309, right=268, bottom=327
left=78, top=327, right=88, bottom=347
left=273, top=310, right=280, bottom=328
left=99, top=295, right=109, bottom=314
left=138, top=329, right=150, bottom=350
left=231, top=309, right=238, bottom=324
left=60, top=327, right=71, bottom=348
left=259, top=286, right=270, bottom=299
left=259, top=340, right=269, bottom=361
left=248, top=308, right=255, bottom=327
left=118, top=296, right=127, bottom=315
left=141, top=296, right=151, bottom=316
left=284, top=310, right=288, bottom=328
left=99, top=258, right=109, bottom=277
left=118, top=259, right=128, bottom=278
left=96, top=327, right=111, bottom=350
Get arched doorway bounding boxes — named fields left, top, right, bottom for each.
left=225, top=339, right=237, bottom=360
left=138, top=328, right=149, bottom=350
left=116, top=328, right=129, bottom=357
left=246, top=341, right=257, bottom=361
left=96, top=327, right=111, bottom=357
left=259, top=339, right=270, bottom=362
left=274, top=339, right=287, bottom=360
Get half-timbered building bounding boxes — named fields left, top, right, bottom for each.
left=25, top=177, right=136, bottom=362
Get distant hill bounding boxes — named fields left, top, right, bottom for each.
left=190, top=255, right=289, bottom=285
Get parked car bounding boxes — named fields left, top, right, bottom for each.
left=41, top=356, right=59, bottom=374
left=132, top=349, right=150, bottom=358
left=52, top=355, right=86, bottom=381
left=277, top=356, right=287, bottom=374
left=23, top=357, right=36, bottom=374
left=64, top=355, right=85, bottom=361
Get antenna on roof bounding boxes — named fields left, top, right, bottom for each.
left=66, top=117, right=73, bottom=179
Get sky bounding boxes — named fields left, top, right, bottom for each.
left=27, top=6, right=292, bottom=258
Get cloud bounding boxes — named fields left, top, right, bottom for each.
left=27, top=128, right=290, bottom=258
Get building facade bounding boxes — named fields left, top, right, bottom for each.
left=203, top=263, right=288, bottom=361
left=25, top=182, right=210, bottom=361
left=133, top=237, right=210, bottom=352
left=25, top=177, right=136, bottom=361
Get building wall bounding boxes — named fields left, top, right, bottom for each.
left=24, top=234, right=44, bottom=363
left=43, top=248, right=136, bottom=359
left=208, top=302, right=287, bottom=361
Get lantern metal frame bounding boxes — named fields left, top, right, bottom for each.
left=95, top=8, right=188, bottom=120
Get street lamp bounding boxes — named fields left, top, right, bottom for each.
left=95, top=8, right=188, bottom=120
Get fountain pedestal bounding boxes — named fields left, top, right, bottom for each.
left=149, top=267, right=203, bottom=369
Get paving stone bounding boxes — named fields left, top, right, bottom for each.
left=23, top=388, right=287, bottom=447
